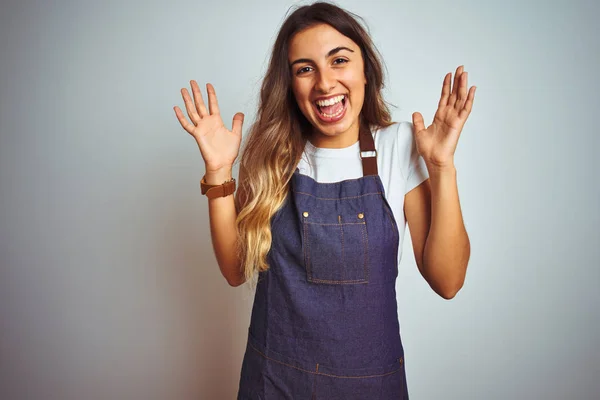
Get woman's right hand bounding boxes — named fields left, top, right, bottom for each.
left=174, top=81, right=244, bottom=174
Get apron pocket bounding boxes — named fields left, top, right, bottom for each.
left=302, top=217, right=369, bottom=284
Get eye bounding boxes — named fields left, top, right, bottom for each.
left=296, top=66, right=312, bottom=75
left=333, top=58, right=348, bottom=65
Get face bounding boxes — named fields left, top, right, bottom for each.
left=288, top=23, right=367, bottom=148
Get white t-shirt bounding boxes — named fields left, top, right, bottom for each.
left=296, top=121, right=430, bottom=266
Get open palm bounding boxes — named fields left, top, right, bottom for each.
left=174, top=81, right=244, bottom=172
left=412, top=65, right=476, bottom=169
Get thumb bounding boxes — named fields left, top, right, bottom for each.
left=232, top=112, right=244, bottom=136
left=412, top=112, right=425, bottom=134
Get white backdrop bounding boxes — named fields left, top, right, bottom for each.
left=1, top=0, right=598, bottom=399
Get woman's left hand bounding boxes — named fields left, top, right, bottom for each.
left=412, top=65, right=476, bottom=169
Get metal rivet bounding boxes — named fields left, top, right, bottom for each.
left=358, top=213, right=364, bottom=219
left=303, top=212, right=309, bottom=217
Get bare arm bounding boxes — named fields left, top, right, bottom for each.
left=405, top=166, right=470, bottom=300
left=204, top=166, right=246, bottom=287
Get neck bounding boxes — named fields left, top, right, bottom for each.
left=309, top=119, right=361, bottom=149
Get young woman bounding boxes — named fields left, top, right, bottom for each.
left=174, top=2, right=475, bottom=398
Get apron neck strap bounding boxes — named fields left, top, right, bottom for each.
left=359, top=124, right=378, bottom=176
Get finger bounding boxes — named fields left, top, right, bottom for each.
left=191, top=80, right=209, bottom=117
left=448, top=65, right=463, bottom=108
left=452, top=65, right=463, bottom=95
left=438, top=73, right=451, bottom=108
left=456, top=71, right=468, bottom=108
left=232, top=112, right=244, bottom=136
left=412, top=112, right=426, bottom=133
left=181, top=88, right=201, bottom=125
left=458, top=86, right=476, bottom=120
left=173, top=106, right=196, bottom=134
left=206, top=83, right=221, bottom=115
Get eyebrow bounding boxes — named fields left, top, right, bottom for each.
left=289, top=46, right=355, bottom=67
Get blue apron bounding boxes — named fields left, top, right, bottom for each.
left=237, top=129, right=408, bottom=399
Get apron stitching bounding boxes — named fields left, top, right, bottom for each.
left=339, top=216, right=345, bottom=281
left=248, top=340, right=401, bottom=379
left=362, top=221, right=369, bottom=281
left=303, top=222, right=311, bottom=279
left=311, top=364, right=319, bottom=400
left=304, top=222, right=365, bottom=226
left=307, top=278, right=367, bottom=284
left=380, top=193, right=400, bottom=234
left=384, top=208, right=398, bottom=231
left=293, top=191, right=383, bottom=200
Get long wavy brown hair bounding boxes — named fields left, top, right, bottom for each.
left=235, top=1, right=394, bottom=285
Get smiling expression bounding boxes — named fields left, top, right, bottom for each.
left=288, top=23, right=367, bottom=148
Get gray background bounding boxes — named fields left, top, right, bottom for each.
left=1, top=0, right=598, bottom=399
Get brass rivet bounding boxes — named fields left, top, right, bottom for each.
left=303, top=212, right=309, bottom=217
left=358, top=213, right=364, bottom=219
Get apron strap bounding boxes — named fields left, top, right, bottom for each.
left=359, top=125, right=378, bottom=176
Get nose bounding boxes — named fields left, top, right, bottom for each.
left=314, top=69, right=336, bottom=94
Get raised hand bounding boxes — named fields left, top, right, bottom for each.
left=412, top=65, right=476, bottom=169
left=174, top=81, right=244, bottom=173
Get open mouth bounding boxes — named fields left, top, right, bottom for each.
left=313, top=95, right=347, bottom=122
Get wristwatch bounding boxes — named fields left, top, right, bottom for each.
left=200, top=176, right=236, bottom=199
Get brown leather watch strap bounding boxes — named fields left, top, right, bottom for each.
left=200, top=176, right=236, bottom=199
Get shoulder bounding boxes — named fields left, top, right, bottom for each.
left=373, top=121, right=416, bottom=152
left=373, top=120, right=413, bottom=138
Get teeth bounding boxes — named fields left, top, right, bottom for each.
left=320, top=104, right=345, bottom=118
left=315, top=95, right=345, bottom=107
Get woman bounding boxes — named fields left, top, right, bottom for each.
left=174, top=2, right=475, bottom=398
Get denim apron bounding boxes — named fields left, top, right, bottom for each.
left=237, top=128, right=408, bottom=399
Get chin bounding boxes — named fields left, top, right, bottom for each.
left=317, top=122, right=351, bottom=136
left=307, top=111, right=355, bottom=135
